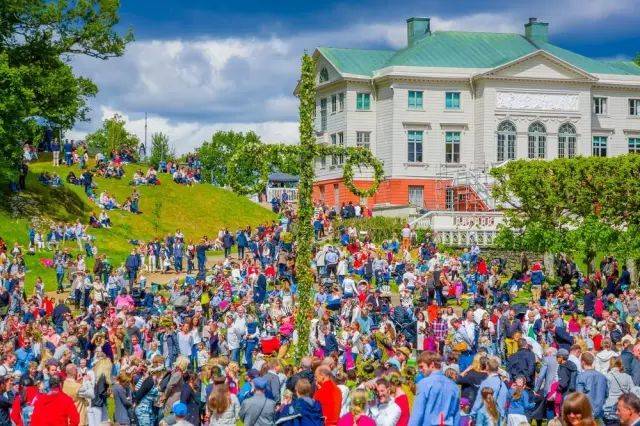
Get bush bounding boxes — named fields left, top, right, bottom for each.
left=338, top=217, right=407, bottom=242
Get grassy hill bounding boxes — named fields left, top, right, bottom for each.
left=0, top=157, right=276, bottom=291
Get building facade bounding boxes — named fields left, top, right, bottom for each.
left=309, top=17, right=640, bottom=212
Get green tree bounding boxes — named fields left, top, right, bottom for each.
left=0, top=0, right=133, bottom=180
left=198, top=130, right=261, bottom=186
left=86, top=114, right=140, bottom=157
left=491, top=156, right=640, bottom=273
left=148, top=132, right=173, bottom=168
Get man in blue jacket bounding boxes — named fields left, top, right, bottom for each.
left=125, top=249, right=140, bottom=288
left=410, top=351, right=460, bottom=426
left=576, top=351, right=608, bottom=420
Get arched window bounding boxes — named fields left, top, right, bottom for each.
left=528, top=122, right=546, bottom=159
left=558, top=123, right=577, bottom=158
left=497, top=121, right=517, bottom=162
left=319, top=67, right=329, bottom=83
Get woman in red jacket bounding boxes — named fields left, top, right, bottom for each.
left=30, top=376, right=79, bottom=426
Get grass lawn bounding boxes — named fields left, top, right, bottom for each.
left=1, top=157, right=276, bottom=292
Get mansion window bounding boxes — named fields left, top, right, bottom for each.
left=408, top=90, right=423, bottom=109
left=593, top=97, right=607, bottom=115
left=445, top=131, right=461, bottom=163
left=356, top=93, right=371, bottom=111
left=558, top=123, right=577, bottom=158
left=496, top=121, right=516, bottom=162
left=407, top=130, right=423, bottom=163
left=629, top=138, right=640, bottom=153
left=320, top=98, right=327, bottom=131
left=356, top=131, right=371, bottom=150
left=630, top=99, right=640, bottom=116
left=528, top=122, right=546, bottom=159
left=592, top=136, right=608, bottom=157
left=330, top=132, right=344, bottom=165
left=338, top=93, right=345, bottom=112
left=319, top=67, right=329, bottom=83
left=408, top=185, right=424, bottom=207
left=331, top=94, right=337, bottom=113
left=445, top=92, right=461, bottom=110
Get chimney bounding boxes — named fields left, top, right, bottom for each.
left=524, top=17, right=549, bottom=43
left=407, top=17, right=431, bottom=47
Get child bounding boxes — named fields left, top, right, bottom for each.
left=476, top=387, right=501, bottom=426
left=507, top=376, right=534, bottom=425
left=196, top=341, right=209, bottom=368
left=460, top=398, right=472, bottom=426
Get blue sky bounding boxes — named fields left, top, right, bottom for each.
left=70, top=0, right=640, bottom=152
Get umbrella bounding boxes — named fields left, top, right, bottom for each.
left=23, top=115, right=60, bottom=128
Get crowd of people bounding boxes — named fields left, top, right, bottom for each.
left=4, top=149, right=640, bottom=425
left=1, top=203, right=640, bottom=426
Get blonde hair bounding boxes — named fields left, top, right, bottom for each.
left=350, top=389, right=369, bottom=416
left=174, top=356, right=190, bottom=371
left=93, top=357, right=113, bottom=385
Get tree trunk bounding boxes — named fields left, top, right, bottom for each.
left=628, top=258, right=637, bottom=287
left=543, top=252, right=556, bottom=279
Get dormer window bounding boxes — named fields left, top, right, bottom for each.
left=319, top=67, right=329, bottom=83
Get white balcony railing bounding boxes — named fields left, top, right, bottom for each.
left=410, top=210, right=504, bottom=247
left=266, top=187, right=298, bottom=202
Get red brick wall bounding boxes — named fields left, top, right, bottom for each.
left=313, top=177, right=453, bottom=210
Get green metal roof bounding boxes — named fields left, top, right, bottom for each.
left=317, top=47, right=394, bottom=77
left=318, top=31, right=640, bottom=77
left=387, top=31, right=536, bottom=69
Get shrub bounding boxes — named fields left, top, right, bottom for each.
left=338, top=216, right=407, bottom=242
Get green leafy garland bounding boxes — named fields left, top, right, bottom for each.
left=223, top=54, right=384, bottom=361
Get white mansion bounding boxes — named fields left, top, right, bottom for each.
left=310, top=17, right=640, bottom=212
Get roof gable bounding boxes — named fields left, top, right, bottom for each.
left=476, top=50, right=597, bottom=81
left=315, top=47, right=394, bottom=77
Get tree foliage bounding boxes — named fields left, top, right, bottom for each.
left=491, top=156, right=640, bottom=267
left=198, top=130, right=261, bottom=186
left=0, top=0, right=132, bottom=180
left=148, top=132, right=173, bottom=168
left=86, top=114, right=140, bottom=156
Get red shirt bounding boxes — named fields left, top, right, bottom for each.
left=314, top=380, right=342, bottom=426
left=395, top=394, right=410, bottom=426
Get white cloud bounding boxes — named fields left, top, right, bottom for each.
left=70, top=6, right=638, bottom=153
left=69, top=107, right=298, bottom=153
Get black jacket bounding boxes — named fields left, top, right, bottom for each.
left=507, top=349, right=536, bottom=386
left=286, top=369, right=316, bottom=395
left=457, top=370, right=487, bottom=403
left=558, top=360, right=578, bottom=395
left=0, top=390, right=15, bottom=426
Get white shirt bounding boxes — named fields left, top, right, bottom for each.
left=368, top=400, right=401, bottom=426
left=474, top=308, right=488, bottom=325
left=342, top=277, right=357, bottom=294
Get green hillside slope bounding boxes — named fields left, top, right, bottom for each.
left=0, top=158, right=276, bottom=291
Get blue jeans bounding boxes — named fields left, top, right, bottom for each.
left=56, top=272, right=64, bottom=291
left=174, top=256, right=183, bottom=272
left=230, top=348, right=240, bottom=364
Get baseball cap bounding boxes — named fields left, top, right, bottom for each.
left=253, top=377, right=268, bottom=390
left=173, top=402, right=188, bottom=417
left=246, top=369, right=260, bottom=379
left=557, top=348, right=569, bottom=358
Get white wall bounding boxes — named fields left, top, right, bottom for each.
left=591, top=86, right=640, bottom=156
